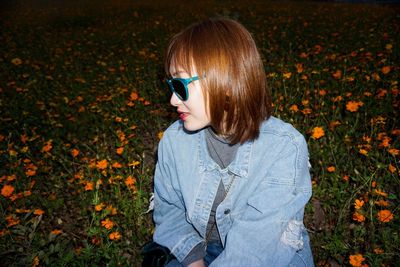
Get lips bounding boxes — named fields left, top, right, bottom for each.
left=178, top=111, right=188, bottom=121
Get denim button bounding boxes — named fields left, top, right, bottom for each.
left=224, top=209, right=230, bottom=215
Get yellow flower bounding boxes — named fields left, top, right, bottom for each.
left=157, top=131, right=164, bottom=140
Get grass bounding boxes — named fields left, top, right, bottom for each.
left=0, top=0, right=399, bottom=266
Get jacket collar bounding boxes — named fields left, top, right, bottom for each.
left=198, top=129, right=252, bottom=178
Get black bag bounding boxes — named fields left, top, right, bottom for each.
left=141, top=242, right=176, bottom=267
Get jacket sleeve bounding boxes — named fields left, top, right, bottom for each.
left=152, top=134, right=204, bottom=263
left=210, top=135, right=312, bottom=267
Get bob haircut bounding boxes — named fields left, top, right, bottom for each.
left=165, top=17, right=272, bottom=144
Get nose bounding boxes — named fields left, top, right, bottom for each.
left=170, top=92, right=182, bottom=107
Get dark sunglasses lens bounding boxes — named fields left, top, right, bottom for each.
left=171, top=80, right=187, bottom=100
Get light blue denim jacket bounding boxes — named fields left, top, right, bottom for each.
left=153, top=116, right=313, bottom=266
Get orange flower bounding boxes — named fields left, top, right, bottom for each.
left=329, top=120, right=341, bottom=130
left=34, top=209, right=44, bottom=215
left=11, top=58, right=22, bottom=65
left=95, top=203, right=105, bottom=211
left=354, top=199, right=364, bottom=210
left=375, top=200, right=389, bottom=207
left=358, top=148, right=368, bottom=156
left=388, top=148, right=399, bottom=156
left=101, top=218, right=114, bottom=230
left=332, top=70, right=342, bottom=79
left=106, top=205, right=118, bottom=215
left=332, top=95, right=343, bottom=102
left=349, top=254, right=365, bottom=267
left=352, top=212, right=365, bottom=222
left=327, top=166, right=336, bottom=173
left=381, top=66, right=391, bottom=75
left=96, top=159, right=108, bottom=170
left=112, top=162, right=122, bottom=168
left=85, top=182, right=94, bottom=191
left=130, top=92, right=139, bottom=101
left=0, top=229, right=9, bottom=237
left=374, top=189, right=388, bottom=197
left=388, top=164, right=397, bottom=173
left=296, top=63, right=304, bottom=73
left=6, top=214, right=20, bottom=227
left=301, top=108, right=312, bottom=115
left=116, top=147, right=124, bottom=155
left=25, top=169, right=37, bottom=177
left=342, top=175, right=349, bottom=182
left=346, top=101, right=364, bottom=112
left=1, top=184, right=14, bottom=198
left=71, top=149, right=79, bottom=157
left=109, top=231, right=121, bottom=240
left=373, top=248, right=384, bottom=254
left=41, top=141, right=53, bottom=153
left=32, top=256, right=39, bottom=267
left=51, top=229, right=63, bottom=235
left=380, top=137, right=391, bottom=147
left=392, top=129, right=400, bottom=135
left=283, top=72, right=292, bottom=79
left=125, top=176, right=137, bottom=192
left=377, top=210, right=394, bottom=222
left=311, top=127, right=325, bottom=139
left=289, top=104, right=299, bottom=113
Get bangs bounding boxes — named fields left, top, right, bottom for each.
left=165, top=34, right=196, bottom=78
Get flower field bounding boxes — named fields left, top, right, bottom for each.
left=0, top=1, right=399, bottom=266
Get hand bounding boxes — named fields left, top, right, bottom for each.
left=187, top=259, right=205, bottom=267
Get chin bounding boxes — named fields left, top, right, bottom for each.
left=183, top=121, right=208, bottom=132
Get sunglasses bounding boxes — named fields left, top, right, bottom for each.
left=166, top=76, right=200, bottom=101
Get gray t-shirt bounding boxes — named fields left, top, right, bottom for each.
left=182, top=127, right=239, bottom=266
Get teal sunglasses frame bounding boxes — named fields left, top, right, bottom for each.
left=166, top=76, right=200, bottom=101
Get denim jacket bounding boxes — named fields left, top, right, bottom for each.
left=153, top=116, right=313, bottom=266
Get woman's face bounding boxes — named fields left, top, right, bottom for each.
left=169, top=64, right=211, bottom=131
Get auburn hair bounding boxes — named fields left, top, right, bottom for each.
left=165, top=17, right=272, bottom=144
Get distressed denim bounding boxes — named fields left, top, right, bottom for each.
left=153, top=117, right=314, bottom=266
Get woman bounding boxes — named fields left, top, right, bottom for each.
left=152, top=17, right=314, bottom=267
